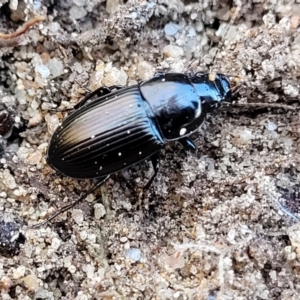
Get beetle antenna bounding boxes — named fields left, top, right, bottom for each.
left=235, top=102, right=296, bottom=110
left=29, top=176, right=109, bottom=229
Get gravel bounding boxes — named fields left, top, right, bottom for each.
left=0, top=0, right=300, bottom=299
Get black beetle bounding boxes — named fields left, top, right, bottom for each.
left=47, top=72, right=231, bottom=180
left=38, top=72, right=231, bottom=226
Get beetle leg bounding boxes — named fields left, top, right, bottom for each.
left=178, top=137, right=196, bottom=153
left=144, top=153, right=160, bottom=190
left=30, top=176, right=109, bottom=228
left=75, top=85, right=124, bottom=109
left=74, top=87, right=113, bottom=109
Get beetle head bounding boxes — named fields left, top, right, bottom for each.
left=159, top=73, right=232, bottom=141
left=141, top=72, right=231, bottom=142
left=191, top=73, right=232, bottom=107
left=166, top=73, right=232, bottom=140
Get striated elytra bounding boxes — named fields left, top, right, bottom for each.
left=47, top=72, right=231, bottom=182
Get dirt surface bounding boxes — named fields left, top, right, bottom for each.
left=0, top=0, right=300, bottom=299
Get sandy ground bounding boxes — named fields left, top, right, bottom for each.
left=0, top=0, right=300, bottom=299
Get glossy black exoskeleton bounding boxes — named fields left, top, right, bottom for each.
left=47, top=73, right=231, bottom=183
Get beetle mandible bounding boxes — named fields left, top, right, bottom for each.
left=47, top=72, right=231, bottom=184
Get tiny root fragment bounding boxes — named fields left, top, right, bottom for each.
left=0, top=15, right=47, bottom=40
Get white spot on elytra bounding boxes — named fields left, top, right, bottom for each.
left=162, top=78, right=166, bottom=82
left=95, top=161, right=98, bottom=164
left=179, top=128, right=187, bottom=136
left=91, top=135, right=95, bottom=139
left=127, top=130, right=131, bottom=134
left=99, top=166, right=103, bottom=170
left=139, top=151, right=142, bottom=155
left=118, top=152, right=122, bottom=156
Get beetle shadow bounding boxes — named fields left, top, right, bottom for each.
left=117, top=158, right=159, bottom=209
left=114, top=138, right=198, bottom=219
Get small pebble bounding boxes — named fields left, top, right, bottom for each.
left=94, top=203, right=106, bottom=219
left=85, top=194, right=95, bottom=203
left=106, top=0, right=121, bottom=15
left=9, top=0, right=18, bottom=10
left=27, top=151, right=42, bottom=165
left=35, top=65, right=50, bottom=79
left=102, top=67, right=128, bottom=86
left=23, top=274, right=40, bottom=292
left=267, top=121, right=277, bottom=131
left=79, top=231, right=88, bottom=241
left=51, top=237, right=61, bottom=251
left=283, top=84, right=299, bottom=97
left=238, top=129, right=254, bottom=141
left=0, top=276, right=12, bottom=291
left=164, top=22, right=181, bottom=36
left=136, top=60, right=155, bottom=80
left=28, top=113, right=42, bottom=127
left=191, top=12, right=198, bottom=20
left=33, top=0, right=42, bottom=10
left=0, top=192, right=7, bottom=198
left=45, top=114, right=60, bottom=135
left=2, top=169, right=17, bottom=189
left=163, top=45, right=184, bottom=58
left=34, top=289, right=54, bottom=299
left=47, top=58, right=64, bottom=77
left=72, top=209, right=84, bottom=224
left=73, top=0, right=86, bottom=6
left=120, top=237, right=128, bottom=243
left=13, top=266, right=26, bottom=280
left=69, top=6, right=87, bottom=20
left=125, top=248, right=141, bottom=262
left=187, top=27, right=196, bottom=37
left=173, top=291, right=181, bottom=299
left=160, top=253, right=185, bottom=270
